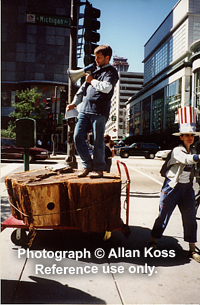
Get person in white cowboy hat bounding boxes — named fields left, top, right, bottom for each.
left=149, top=106, right=200, bottom=263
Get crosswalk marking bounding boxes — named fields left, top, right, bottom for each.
left=128, top=165, right=163, bottom=186
left=1, top=163, right=23, bottom=179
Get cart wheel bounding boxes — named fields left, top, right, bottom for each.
left=11, top=228, right=28, bottom=246
left=103, top=231, right=112, bottom=241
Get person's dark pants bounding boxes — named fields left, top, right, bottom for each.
left=151, top=181, right=197, bottom=243
left=105, top=159, right=112, bottom=173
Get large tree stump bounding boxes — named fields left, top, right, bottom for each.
left=5, top=168, right=122, bottom=233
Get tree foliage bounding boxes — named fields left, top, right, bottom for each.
left=1, top=87, right=52, bottom=139
left=7, top=87, right=49, bottom=135
left=1, top=122, right=16, bottom=139
left=10, top=87, right=46, bottom=120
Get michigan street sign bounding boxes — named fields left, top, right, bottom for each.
left=26, top=13, right=71, bottom=28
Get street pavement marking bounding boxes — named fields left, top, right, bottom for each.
left=1, top=182, right=8, bottom=195
left=128, top=166, right=163, bottom=186
left=1, top=163, right=23, bottom=179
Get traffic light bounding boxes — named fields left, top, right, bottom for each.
left=45, top=97, right=52, bottom=112
left=84, top=1, right=101, bottom=66
left=60, top=90, right=67, bottom=114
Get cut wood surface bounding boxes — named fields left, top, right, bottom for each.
left=5, top=167, right=122, bottom=233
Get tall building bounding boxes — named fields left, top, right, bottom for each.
left=105, top=56, right=143, bottom=140
left=127, top=0, right=200, bottom=148
left=113, top=56, right=129, bottom=72
left=1, top=0, right=86, bottom=149
left=1, top=0, right=73, bottom=125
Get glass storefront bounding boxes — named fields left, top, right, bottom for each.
left=152, top=89, right=164, bottom=131
left=134, top=102, right=141, bottom=134
left=127, top=107, right=134, bottom=136
left=142, top=97, right=151, bottom=134
left=131, top=78, right=197, bottom=135
left=165, top=79, right=182, bottom=129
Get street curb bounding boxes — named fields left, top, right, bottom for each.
left=49, top=155, right=66, bottom=160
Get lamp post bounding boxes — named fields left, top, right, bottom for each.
left=65, top=0, right=78, bottom=168
left=51, top=86, right=57, bottom=156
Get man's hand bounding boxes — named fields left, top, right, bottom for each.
left=85, top=73, right=93, bottom=83
left=66, top=104, right=75, bottom=111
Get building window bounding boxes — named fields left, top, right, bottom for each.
left=134, top=102, right=141, bottom=134
left=1, top=91, right=16, bottom=108
left=172, top=23, right=186, bottom=62
left=165, top=79, right=181, bottom=129
left=169, top=37, right=173, bottom=63
left=127, top=107, right=133, bottom=136
left=144, top=57, right=154, bottom=84
left=193, top=22, right=200, bottom=42
left=142, top=97, right=151, bottom=134
left=152, top=90, right=164, bottom=131
left=1, top=91, right=11, bottom=107
left=144, top=23, right=186, bottom=85
left=194, top=68, right=200, bottom=109
left=155, top=43, right=168, bottom=75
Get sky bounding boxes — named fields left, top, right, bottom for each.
left=79, top=0, right=178, bottom=72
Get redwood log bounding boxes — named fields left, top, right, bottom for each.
left=5, top=168, right=122, bottom=233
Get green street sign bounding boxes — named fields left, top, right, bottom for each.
left=112, top=115, right=116, bottom=121
left=26, top=13, right=71, bottom=28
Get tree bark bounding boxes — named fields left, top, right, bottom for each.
left=5, top=168, right=122, bottom=233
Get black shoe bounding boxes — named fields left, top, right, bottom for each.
left=77, top=167, right=92, bottom=178
left=89, top=170, right=103, bottom=178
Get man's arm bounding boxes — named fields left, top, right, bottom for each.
left=66, top=82, right=86, bottom=111
left=85, top=73, right=112, bottom=94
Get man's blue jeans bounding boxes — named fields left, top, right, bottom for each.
left=74, top=113, right=106, bottom=171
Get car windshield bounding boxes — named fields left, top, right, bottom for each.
left=130, top=143, right=137, bottom=147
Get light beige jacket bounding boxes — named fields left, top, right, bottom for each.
left=166, top=145, right=198, bottom=188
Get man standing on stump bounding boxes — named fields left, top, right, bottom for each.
left=66, top=45, right=119, bottom=178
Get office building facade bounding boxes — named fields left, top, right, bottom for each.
left=127, top=0, right=200, bottom=147
left=105, top=56, right=143, bottom=140
left=1, top=0, right=73, bottom=128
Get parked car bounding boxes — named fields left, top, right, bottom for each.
left=1, top=137, right=49, bottom=161
left=114, top=141, right=125, bottom=154
left=117, top=142, right=160, bottom=159
left=155, top=149, right=171, bottom=160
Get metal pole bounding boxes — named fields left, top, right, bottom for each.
left=65, top=0, right=78, bottom=168
left=23, top=148, right=30, bottom=171
left=52, top=86, right=57, bottom=156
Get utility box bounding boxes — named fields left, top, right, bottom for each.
left=16, top=118, right=36, bottom=148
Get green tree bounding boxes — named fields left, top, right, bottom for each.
left=11, top=87, right=46, bottom=120
left=1, top=87, right=49, bottom=138
left=1, top=122, right=16, bottom=139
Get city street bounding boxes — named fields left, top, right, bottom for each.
left=1, top=155, right=200, bottom=304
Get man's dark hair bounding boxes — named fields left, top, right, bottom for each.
left=104, top=134, right=111, bottom=143
left=94, top=45, right=112, bottom=60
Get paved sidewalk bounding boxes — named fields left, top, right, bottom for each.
left=48, top=152, right=66, bottom=160
left=1, top=158, right=200, bottom=304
